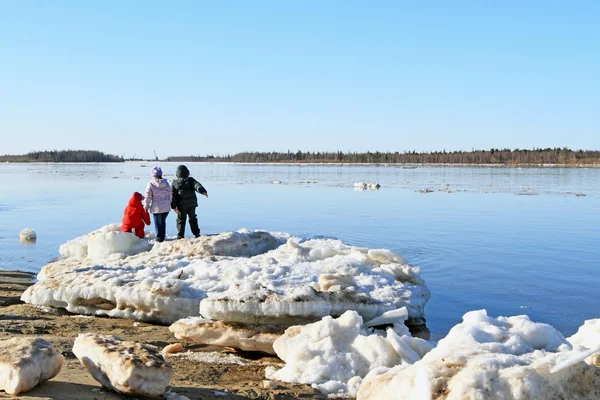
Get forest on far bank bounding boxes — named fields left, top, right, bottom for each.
left=0, top=150, right=123, bottom=163
left=166, top=148, right=600, bottom=165
left=3, top=148, right=600, bottom=165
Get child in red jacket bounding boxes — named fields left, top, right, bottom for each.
left=121, top=192, right=150, bottom=238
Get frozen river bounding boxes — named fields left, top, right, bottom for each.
left=0, top=162, right=598, bottom=339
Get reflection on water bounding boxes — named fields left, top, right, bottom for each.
left=0, top=162, right=599, bottom=339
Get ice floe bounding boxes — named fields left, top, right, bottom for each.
left=73, top=333, right=173, bottom=396
left=23, top=226, right=429, bottom=326
left=354, top=182, right=381, bottom=191
left=19, top=228, right=37, bottom=243
left=0, top=337, right=63, bottom=395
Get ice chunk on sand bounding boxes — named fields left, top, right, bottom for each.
left=73, top=334, right=173, bottom=396
left=0, top=337, right=63, bottom=395
left=170, top=317, right=283, bottom=354
left=24, top=229, right=429, bottom=327
left=364, top=307, right=409, bottom=327
left=568, top=318, right=600, bottom=367
left=268, top=310, right=432, bottom=397
left=162, top=343, right=184, bottom=355
left=357, top=310, right=600, bottom=400
left=19, top=228, right=37, bottom=242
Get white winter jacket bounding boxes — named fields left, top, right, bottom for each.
left=144, top=178, right=173, bottom=214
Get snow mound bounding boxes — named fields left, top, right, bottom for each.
left=357, top=310, right=600, bottom=400
left=19, top=228, right=37, bottom=242
left=59, top=224, right=151, bottom=261
left=73, top=334, right=173, bottom=396
left=23, top=228, right=429, bottom=326
left=267, top=309, right=433, bottom=398
left=0, top=337, right=63, bottom=395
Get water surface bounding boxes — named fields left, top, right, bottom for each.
left=1, top=162, right=598, bottom=339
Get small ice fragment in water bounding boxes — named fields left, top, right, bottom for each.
left=19, top=229, right=36, bottom=242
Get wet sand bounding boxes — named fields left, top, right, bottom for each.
left=0, top=270, right=325, bottom=400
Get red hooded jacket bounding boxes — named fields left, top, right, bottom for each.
left=122, top=192, right=150, bottom=229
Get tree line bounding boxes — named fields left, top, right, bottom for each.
left=166, top=148, right=600, bottom=165
left=0, top=150, right=123, bottom=163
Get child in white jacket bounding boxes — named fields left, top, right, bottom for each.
left=144, top=167, right=172, bottom=242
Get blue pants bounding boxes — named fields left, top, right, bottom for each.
left=153, top=212, right=169, bottom=242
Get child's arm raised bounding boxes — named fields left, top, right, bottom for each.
left=193, top=178, right=208, bottom=197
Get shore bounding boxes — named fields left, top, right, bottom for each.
left=4, top=160, right=600, bottom=167
left=0, top=270, right=325, bottom=400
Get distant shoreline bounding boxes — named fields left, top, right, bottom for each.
left=3, top=160, right=600, bottom=168
left=4, top=148, right=600, bottom=166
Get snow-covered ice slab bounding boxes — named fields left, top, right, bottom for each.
left=200, top=285, right=399, bottom=325
left=73, top=334, right=173, bottom=397
left=23, top=227, right=430, bottom=326
left=0, top=337, right=63, bottom=395
left=170, top=317, right=283, bottom=354
left=357, top=310, right=600, bottom=400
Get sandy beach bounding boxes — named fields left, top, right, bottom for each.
left=0, top=270, right=324, bottom=400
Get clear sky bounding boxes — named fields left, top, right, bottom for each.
left=0, top=1, right=598, bottom=158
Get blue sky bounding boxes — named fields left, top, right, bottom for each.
left=0, top=1, right=598, bottom=158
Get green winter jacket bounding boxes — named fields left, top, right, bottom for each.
left=171, top=165, right=207, bottom=210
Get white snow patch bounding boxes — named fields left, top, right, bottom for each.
left=567, top=318, right=600, bottom=367
left=58, top=224, right=151, bottom=261
left=268, top=309, right=432, bottom=398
